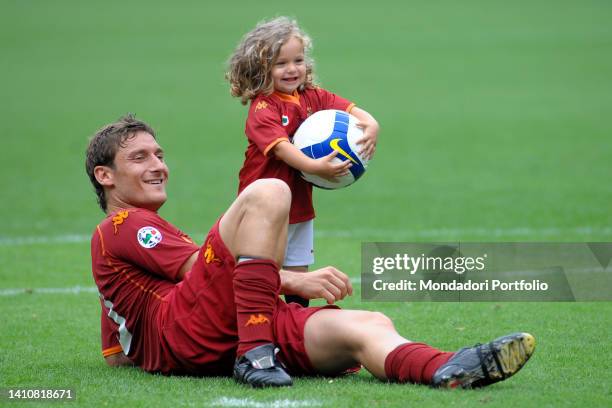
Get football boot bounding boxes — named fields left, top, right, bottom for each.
left=432, top=332, right=535, bottom=389
left=233, top=344, right=293, bottom=388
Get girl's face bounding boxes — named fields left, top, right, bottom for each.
left=271, top=36, right=306, bottom=94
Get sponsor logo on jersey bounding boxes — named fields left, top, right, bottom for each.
left=137, top=226, right=163, bottom=248
left=255, top=101, right=268, bottom=112
left=329, top=138, right=358, bottom=164
left=281, top=115, right=289, bottom=126
left=112, top=210, right=129, bottom=234
left=245, top=314, right=270, bottom=326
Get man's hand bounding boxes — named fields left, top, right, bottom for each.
left=105, top=353, right=133, bottom=367
left=280, top=266, right=353, bottom=304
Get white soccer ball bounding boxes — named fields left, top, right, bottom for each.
left=292, top=109, right=368, bottom=189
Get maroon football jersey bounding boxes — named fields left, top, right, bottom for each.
left=239, top=87, right=354, bottom=224
left=91, top=208, right=198, bottom=369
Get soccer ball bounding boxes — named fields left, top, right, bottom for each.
left=292, top=109, right=368, bottom=189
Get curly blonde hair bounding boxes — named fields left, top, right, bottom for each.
left=226, top=17, right=315, bottom=105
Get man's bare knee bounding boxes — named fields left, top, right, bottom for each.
left=373, top=312, right=394, bottom=328
left=357, top=311, right=395, bottom=331
left=243, top=179, right=291, bottom=215
left=220, top=178, right=291, bottom=259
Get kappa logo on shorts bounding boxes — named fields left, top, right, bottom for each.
left=203, top=238, right=221, bottom=264
left=112, top=210, right=129, bottom=234
left=245, top=314, right=270, bottom=327
left=137, top=226, right=163, bottom=249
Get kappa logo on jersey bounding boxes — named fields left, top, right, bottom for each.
left=281, top=115, right=289, bottom=126
left=137, top=226, right=163, bottom=249
left=203, top=238, right=221, bottom=264
left=255, top=101, right=268, bottom=112
left=245, top=314, right=270, bottom=327
left=112, top=210, right=129, bottom=234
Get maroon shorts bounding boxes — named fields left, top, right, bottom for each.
left=155, top=219, right=332, bottom=376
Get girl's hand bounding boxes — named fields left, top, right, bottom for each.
left=355, top=119, right=379, bottom=161
left=312, top=150, right=352, bottom=181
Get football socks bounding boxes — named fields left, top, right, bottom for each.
left=233, top=259, right=280, bottom=356
left=384, top=342, right=454, bottom=384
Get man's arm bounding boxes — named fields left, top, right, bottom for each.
left=176, top=250, right=199, bottom=280
left=175, top=251, right=353, bottom=304
left=280, top=266, right=353, bottom=304
left=177, top=250, right=353, bottom=304
left=105, top=353, right=134, bottom=367
left=100, top=251, right=198, bottom=368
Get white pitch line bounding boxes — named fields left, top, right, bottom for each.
left=211, top=398, right=322, bottom=408
left=0, top=234, right=91, bottom=246
left=2, top=265, right=601, bottom=297
left=0, top=285, right=98, bottom=296
left=316, top=226, right=612, bottom=239
left=1, top=226, right=611, bottom=247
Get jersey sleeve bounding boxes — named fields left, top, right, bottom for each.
left=102, top=210, right=199, bottom=282
left=100, top=301, right=123, bottom=357
left=316, top=87, right=355, bottom=113
left=245, top=99, right=289, bottom=156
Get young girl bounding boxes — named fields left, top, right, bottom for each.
left=226, top=17, right=379, bottom=306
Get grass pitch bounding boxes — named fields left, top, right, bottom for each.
left=1, top=0, right=611, bottom=407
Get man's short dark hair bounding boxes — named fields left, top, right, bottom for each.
left=85, top=114, right=156, bottom=212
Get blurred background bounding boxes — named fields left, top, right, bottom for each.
left=1, top=0, right=611, bottom=260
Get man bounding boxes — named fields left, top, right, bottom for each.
left=86, top=114, right=535, bottom=388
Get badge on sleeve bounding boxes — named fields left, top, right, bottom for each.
left=282, top=115, right=289, bottom=126
left=137, top=226, right=163, bottom=248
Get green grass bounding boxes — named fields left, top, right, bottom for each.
left=1, top=0, right=612, bottom=406
left=2, top=271, right=612, bottom=407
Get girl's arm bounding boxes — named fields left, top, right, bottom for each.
left=273, top=141, right=352, bottom=181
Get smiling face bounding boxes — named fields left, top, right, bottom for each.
left=95, top=131, right=169, bottom=213
left=271, top=36, right=307, bottom=95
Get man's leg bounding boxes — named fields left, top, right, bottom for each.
left=303, top=309, right=421, bottom=379
left=304, top=309, right=535, bottom=388
left=220, top=178, right=290, bottom=266
left=218, top=179, right=293, bottom=387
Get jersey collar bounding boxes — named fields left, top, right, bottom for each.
left=272, top=90, right=301, bottom=106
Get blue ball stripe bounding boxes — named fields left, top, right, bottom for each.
left=300, top=111, right=365, bottom=180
